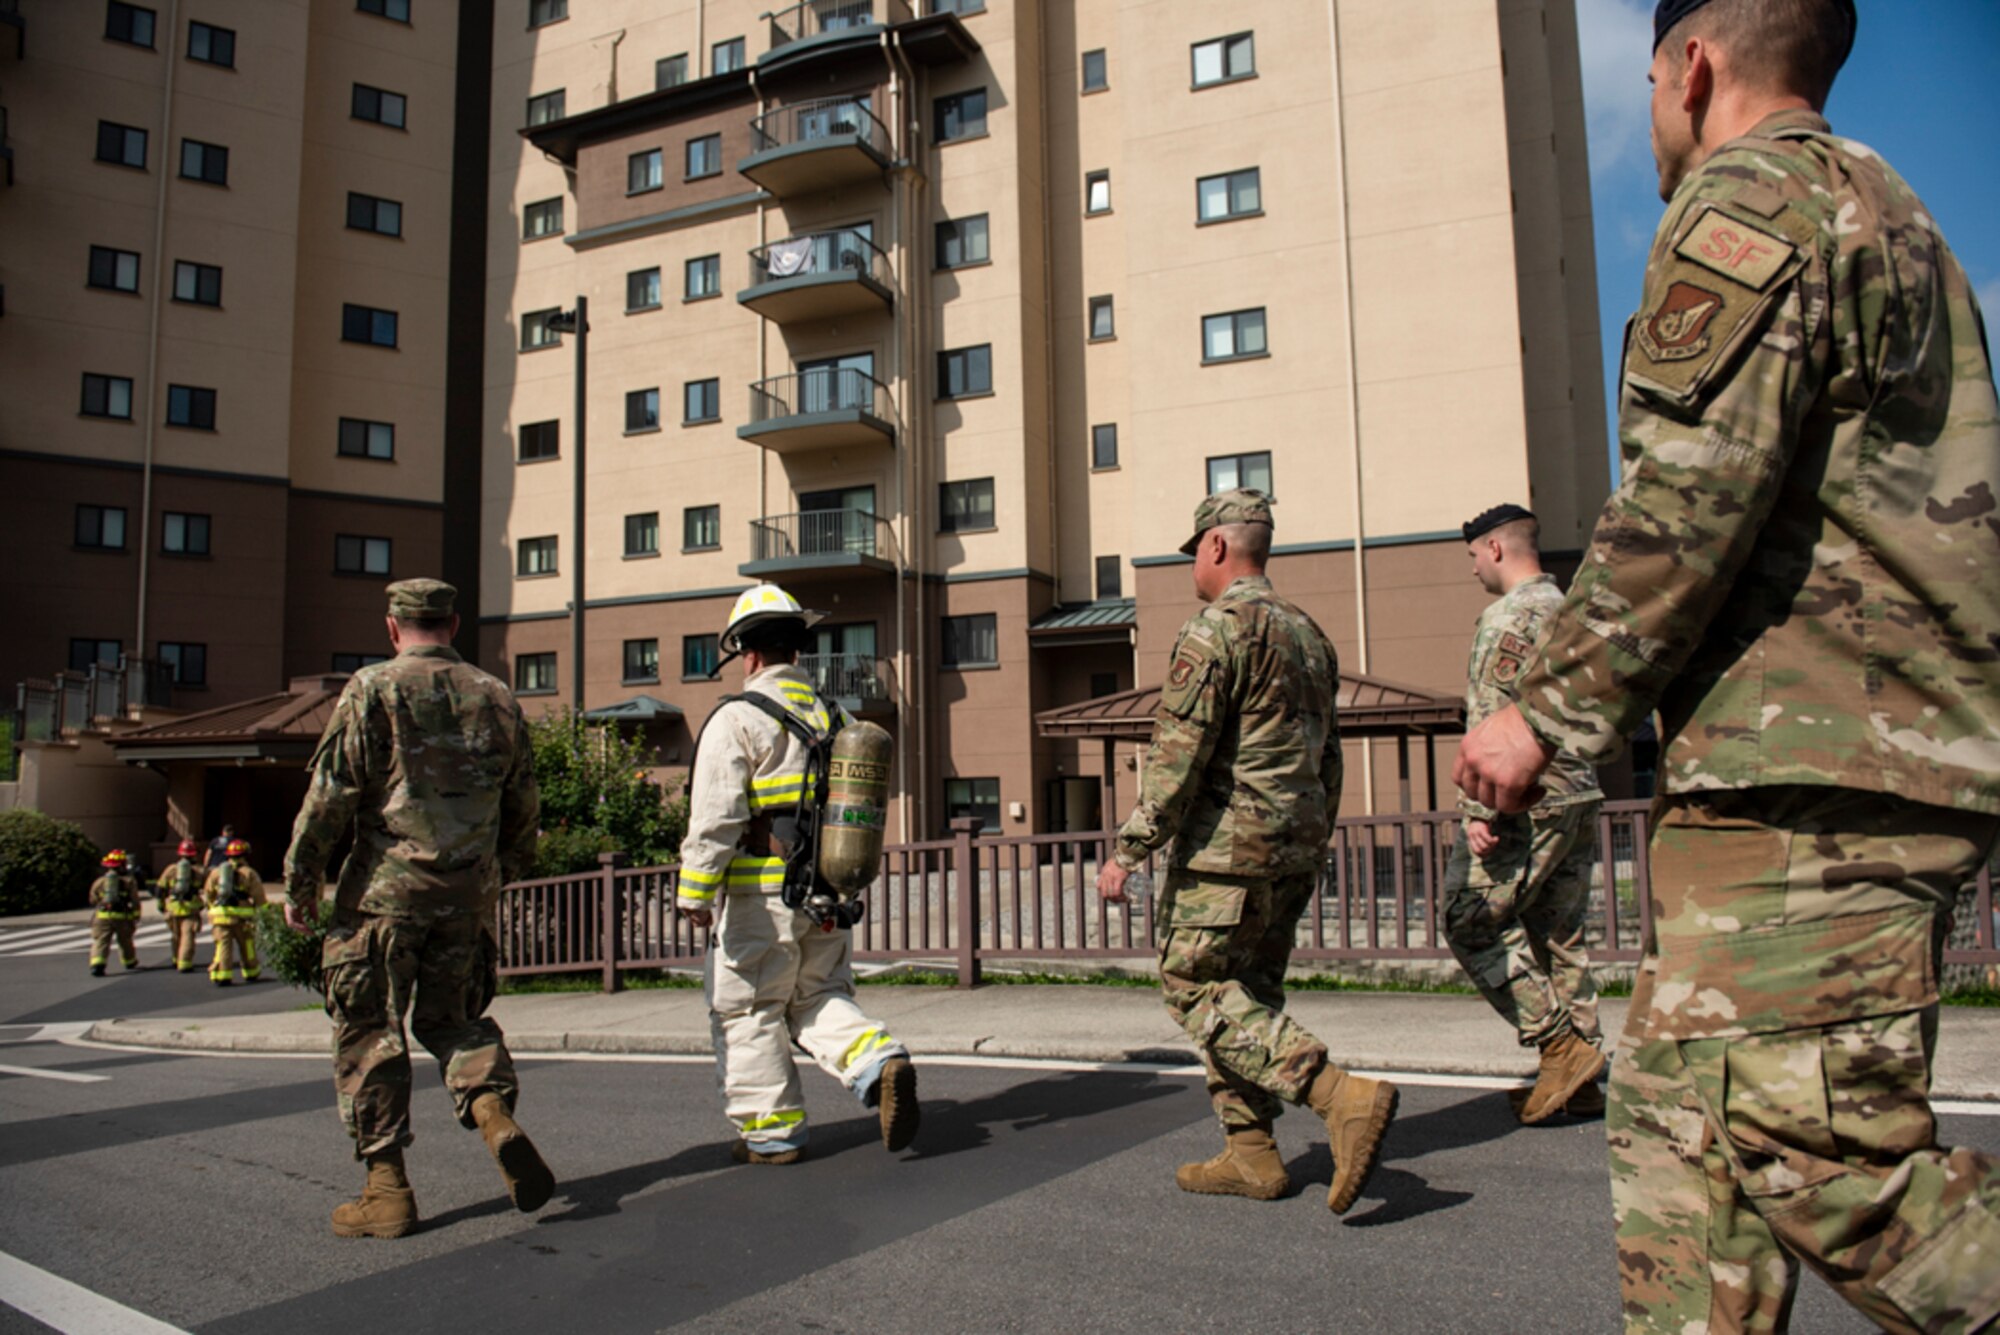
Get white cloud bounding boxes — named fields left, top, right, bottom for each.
left=1979, top=277, right=2000, bottom=319
left=1576, top=0, right=1655, bottom=173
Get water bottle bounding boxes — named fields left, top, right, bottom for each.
left=1122, top=871, right=1151, bottom=908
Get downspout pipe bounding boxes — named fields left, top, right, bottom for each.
left=136, top=0, right=183, bottom=672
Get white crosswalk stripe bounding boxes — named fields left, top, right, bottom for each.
left=0, top=924, right=178, bottom=957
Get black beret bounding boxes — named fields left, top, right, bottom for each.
left=1463, top=504, right=1536, bottom=544
left=1654, top=0, right=1857, bottom=65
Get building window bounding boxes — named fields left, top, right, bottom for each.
left=683, top=634, right=719, bottom=679
left=179, top=138, right=228, bottom=185
left=71, top=640, right=124, bottom=672
left=655, top=54, right=688, bottom=89
left=1091, top=423, right=1118, bottom=469
left=106, top=2, right=156, bottom=48
left=936, top=214, right=988, bottom=269
left=941, top=613, right=998, bottom=668
left=1202, top=307, right=1267, bottom=363
left=162, top=512, right=211, bottom=555
left=515, top=653, right=557, bottom=695
left=157, top=642, right=208, bottom=686
left=343, top=303, right=399, bottom=347
left=335, top=534, right=393, bottom=575
left=627, top=267, right=661, bottom=311
left=934, top=88, right=987, bottom=142
left=81, top=374, right=135, bottom=420
left=358, top=0, right=412, bottom=22
left=338, top=417, right=396, bottom=460
left=527, top=0, right=566, bottom=28
left=172, top=260, right=222, bottom=306
left=1088, top=295, right=1115, bottom=341
left=1095, top=555, right=1122, bottom=599
left=1192, top=32, right=1255, bottom=88
left=931, top=0, right=984, bottom=13
left=526, top=89, right=566, bottom=126
left=623, top=638, right=660, bottom=683
left=1081, top=48, right=1107, bottom=92
left=624, top=512, right=659, bottom=557
left=684, top=254, right=721, bottom=300
left=944, top=777, right=1000, bottom=832
left=518, top=420, right=560, bottom=461
left=628, top=148, right=663, bottom=193
left=685, top=134, right=720, bottom=180
left=519, top=307, right=561, bottom=350
left=76, top=505, right=129, bottom=550
left=939, top=478, right=995, bottom=533
left=1085, top=170, right=1111, bottom=215
left=1207, top=450, right=1273, bottom=496
left=937, top=344, right=992, bottom=399
left=523, top=197, right=563, bottom=239
left=517, top=535, right=558, bottom=577
left=165, top=384, right=217, bottom=430
left=711, top=37, right=744, bottom=74
left=683, top=505, right=720, bottom=550
left=187, top=20, right=235, bottom=67
left=1090, top=671, right=1119, bottom=698
left=96, top=122, right=149, bottom=168
left=1197, top=167, right=1262, bottom=223
left=625, top=387, right=660, bottom=432
left=88, top=246, right=142, bottom=294
left=683, top=379, right=720, bottom=424
left=333, top=651, right=390, bottom=672
left=353, top=84, right=408, bottom=129
left=347, top=192, right=403, bottom=236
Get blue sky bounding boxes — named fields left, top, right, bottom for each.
left=1576, top=0, right=2000, bottom=478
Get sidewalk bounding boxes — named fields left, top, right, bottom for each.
left=82, top=986, right=2000, bottom=1100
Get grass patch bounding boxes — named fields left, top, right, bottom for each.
left=499, top=970, right=700, bottom=995
left=1945, top=987, right=2000, bottom=1008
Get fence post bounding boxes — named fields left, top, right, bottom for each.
left=599, top=851, right=628, bottom=994
left=950, top=817, right=981, bottom=989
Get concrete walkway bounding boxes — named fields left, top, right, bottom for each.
left=82, top=986, right=2000, bottom=1100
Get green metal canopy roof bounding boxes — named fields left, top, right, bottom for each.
left=1029, top=599, right=1137, bottom=636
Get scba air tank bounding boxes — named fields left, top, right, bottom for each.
left=818, top=721, right=893, bottom=892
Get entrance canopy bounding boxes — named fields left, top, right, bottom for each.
left=111, top=674, right=350, bottom=763
left=581, top=694, right=685, bottom=724
left=1035, top=672, right=1464, bottom=743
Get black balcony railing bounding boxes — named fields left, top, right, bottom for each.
left=748, top=228, right=890, bottom=289
left=748, top=508, right=894, bottom=564
left=748, top=368, right=894, bottom=426
left=14, top=655, right=174, bottom=745
left=766, top=0, right=911, bottom=53
left=748, top=96, right=890, bottom=158
left=798, top=652, right=894, bottom=705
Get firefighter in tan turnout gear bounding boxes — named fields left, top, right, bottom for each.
left=156, top=838, right=207, bottom=972
left=88, top=850, right=144, bottom=975
left=678, top=584, right=918, bottom=1164
left=204, top=838, right=266, bottom=985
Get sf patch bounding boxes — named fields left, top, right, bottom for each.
left=1672, top=205, right=1798, bottom=292
left=1637, top=281, right=1726, bottom=364
left=1491, top=631, right=1534, bottom=686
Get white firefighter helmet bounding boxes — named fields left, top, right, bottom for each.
left=720, top=583, right=824, bottom=655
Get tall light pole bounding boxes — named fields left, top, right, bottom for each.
left=547, top=296, right=588, bottom=711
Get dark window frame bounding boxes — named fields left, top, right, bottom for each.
left=70, top=639, right=126, bottom=672
left=334, top=533, right=393, bottom=576
left=1095, top=555, right=1122, bottom=600
left=106, top=2, right=157, bottom=49
left=684, top=254, right=721, bottom=301
left=943, top=777, right=1001, bottom=833
left=514, top=652, right=558, bottom=695
left=682, top=634, right=719, bottom=681
left=332, top=651, right=391, bottom=673
left=161, top=511, right=212, bottom=556
left=1201, top=306, right=1269, bottom=364
left=1088, top=294, right=1115, bottom=341
left=178, top=137, right=229, bottom=185
left=96, top=122, right=149, bottom=169
left=1196, top=166, right=1263, bottom=224
left=934, top=87, right=988, bottom=143
left=930, top=0, right=985, bottom=14
left=682, top=504, right=720, bottom=551
left=522, top=197, right=564, bottom=240
left=172, top=259, right=223, bottom=306
left=165, top=384, right=217, bottom=430
left=1206, top=450, right=1274, bottom=498
left=525, top=89, right=566, bottom=127
left=623, top=512, right=660, bottom=558
left=346, top=192, right=403, bottom=237
left=342, top=302, right=400, bottom=348
left=1091, top=423, right=1119, bottom=470
left=938, top=477, right=995, bottom=533
left=88, top=245, right=142, bottom=294
left=628, top=147, right=663, bottom=194
left=626, top=267, right=662, bottom=312
left=625, top=387, right=661, bottom=433
left=527, top=0, right=567, bottom=29
left=940, top=613, right=999, bottom=669
left=352, top=83, right=408, bottom=130
left=519, top=307, right=561, bottom=351
left=75, top=504, right=129, bottom=551
left=655, top=54, right=688, bottom=89
left=1084, top=169, right=1111, bottom=216
left=683, top=379, right=720, bottom=425
left=518, top=419, right=560, bottom=462
left=684, top=133, right=721, bottom=181
left=1081, top=48, right=1108, bottom=92
left=935, top=214, right=989, bottom=269
left=187, top=19, right=235, bottom=67
left=338, top=417, right=396, bottom=461
left=711, top=36, right=745, bottom=74
left=516, top=535, right=559, bottom=578
left=80, top=373, right=136, bottom=421
left=157, top=641, right=208, bottom=687
left=1191, top=31, right=1256, bottom=89
left=936, top=344, right=993, bottom=399
left=622, top=638, right=661, bottom=684
left=358, top=0, right=413, bottom=23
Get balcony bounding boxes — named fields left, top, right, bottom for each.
left=742, top=508, right=897, bottom=580
left=798, top=652, right=895, bottom=718
left=739, top=368, right=895, bottom=453
left=764, top=0, right=912, bottom=62
left=739, top=229, right=894, bottom=324
left=738, top=98, right=890, bottom=197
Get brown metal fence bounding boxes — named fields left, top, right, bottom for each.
left=494, top=800, right=2000, bottom=991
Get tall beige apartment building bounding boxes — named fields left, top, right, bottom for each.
left=482, top=0, right=1608, bottom=842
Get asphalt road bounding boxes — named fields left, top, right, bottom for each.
left=3, top=948, right=1996, bottom=1333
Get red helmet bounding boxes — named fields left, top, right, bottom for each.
left=101, top=849, right=128, bottom=868
left=178, top=839, right=200, bottom=858
left=226, top=838, right=250, bottom=858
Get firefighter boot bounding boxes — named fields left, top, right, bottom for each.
left=1518, top=1030, right=1606, bottom=1126
left=1306, top=1063, right=1400, bottom=1215
left=472, top=1093, right=555, bottom=1212
left=331, top=1151, right=418, bottom=1239
left=730, top=1140, right=804, bottom=1166
left=1175, top=1123, right=1289, bottom=1201
left=876, top=1056, right=920, bottom=1152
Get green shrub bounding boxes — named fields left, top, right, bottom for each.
left=0, top=717, right=15, bottom=782
left=528, top=710, right=688, bottom=876
left=254, top=899, right=335, bottom=993
left=0, top=809, right=100, bottom=916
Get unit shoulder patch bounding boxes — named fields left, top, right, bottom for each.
left=1492, top=654, right=1524, bottom=685
left=1671, top=203, right=1799, bottom=292
left=1637, top=281, right=1728, bottom=364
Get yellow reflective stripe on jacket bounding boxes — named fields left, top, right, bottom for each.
left=725, top=855, right=785, bottom=887
left=749, top=773, right=805, bottom=810
left=841, top=1026, right=894, bottom=1070
left=678, top=865, right=722, bottom=901
left=94, top=911, right=140, bottom=921
left=209, top=906, right=257, bottom=920
left=742, top=1109, right=805, bottom=1132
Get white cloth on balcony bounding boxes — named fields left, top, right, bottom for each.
left=765, top=237, right=818, bottom=279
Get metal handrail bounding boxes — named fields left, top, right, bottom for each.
left=797, top=652, right=894, bottom=702
left=766, top=0, right=910, bottom=52
left=748, top=96, right=889, bottom=156
left=748, top=507, right=894, bottom=562
left=747, top=368, right=894, bottom=425
left=747, top=227, right=890, bottom=288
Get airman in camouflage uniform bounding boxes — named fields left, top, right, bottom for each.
left=1446, top=504, right=1606, bottom=1124
left=1455, top=2, right=2000, bottom=1329
left=1098, top=489, right=1397, bottom=1215
left=284, top=578, right=554, bottom=1238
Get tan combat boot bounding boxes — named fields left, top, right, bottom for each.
left=472, top=1093, right=556, bottom=1212
left=1518, top=1031, right=1607, bottom=1126
left=730, top=1140, right=804, bottom=1166
left=1175, top=1123, right=1289, bottom=1201
left=1305, top=1064, right=1400, bottom=1215
left=331, top=1151, right=418, bottom=1239
left=877, top=1056, right=920, bottom=1152
left=1508, top=1078, right=1605, bottom=1121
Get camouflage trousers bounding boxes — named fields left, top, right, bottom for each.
left=322, top=912, right=515, bottom=1160
left=1443, top=800, right=1601, bottom=1049
left=89, top=915, right=138, bottom=968
left=1611, top=789, right=2000, bottom=1334
left=1158, top=869, right=1329, bottom=1130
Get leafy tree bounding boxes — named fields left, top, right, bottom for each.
left=254, top=899, right=335, bottom=992
left=528, top=710, right=686, bottom=875
left=0, top=809, right=100, bottom=916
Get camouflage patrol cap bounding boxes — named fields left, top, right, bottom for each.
left=386, top=578, right=457, bottom=620
left=1462, top=503, right=1536, bottom=544
left=1653, top=0, right=1856, bottom=66
left=1179, top=488, right=1275, bottom=557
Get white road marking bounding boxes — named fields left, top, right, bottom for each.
left=0, top=925, right=175, bottom=958
left=0, top=1062, right=109, bottom=1084
left=0, top=925, right=88, bottom=948
left=0, top=1248, right=188, bottom=1334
